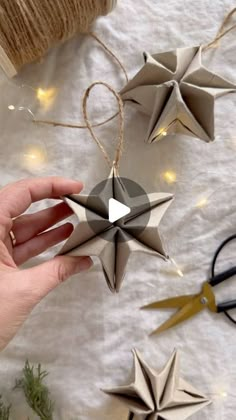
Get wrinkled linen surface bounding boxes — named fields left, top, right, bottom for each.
left=0, top=1, right=236, bottom=419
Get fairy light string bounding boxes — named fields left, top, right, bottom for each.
left=7, top=7, right=236, bottom=138
left=6, top=6, right=236, bottom=277
left=33, top=32, right=128, bottom=130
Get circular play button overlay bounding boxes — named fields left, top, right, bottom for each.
left=85, top=175, right=151, bottom=243
left=108, top=198, right=131, bottom=223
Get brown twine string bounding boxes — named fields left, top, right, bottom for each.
left=0, top=0, right=115, bottom=73
left=89, top=32, right=128, bottom=83
left=34, top=32, right=128, bottom=130
left=203, top=7, right=236, bottom=50
left=82, top=81, right=124, bottom=169
left=34, top=110, right=119, bottom=129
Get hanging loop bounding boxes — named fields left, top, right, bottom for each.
left=82, top=81, right=125, bottom=169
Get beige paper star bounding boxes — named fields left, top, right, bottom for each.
left=104, top=349, right=211, bottom=419
left=121, top=46, right=236, bottom=142
left=59, top=165, right=173, bottom=293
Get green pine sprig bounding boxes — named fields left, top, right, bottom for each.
left=15, top=361, right=54, bottom=420
left=0, top=395, right=11, bottom=420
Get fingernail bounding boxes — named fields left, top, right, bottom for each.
left=79, top=257, right=93, bottom=272
left=68, top=180, right=84, bottom=192
left=73, top=180, right=83, bottom=187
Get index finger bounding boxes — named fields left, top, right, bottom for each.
left=0, top=177, right=83, bottom=218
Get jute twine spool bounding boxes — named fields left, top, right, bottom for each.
left=0, top=0, right=116, bottom=78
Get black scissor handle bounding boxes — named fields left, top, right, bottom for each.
left=209, top=267, right=236, bottom=314
left=209, top=266, right=236, bottom=287
left=211, top=235, right=236, bottom=325
left=209, top=267, right=236, bottom=312
left=218, top=300, right=236, bottom=313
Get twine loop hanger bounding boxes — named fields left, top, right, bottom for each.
left=82, top=81, right=125, bottom=170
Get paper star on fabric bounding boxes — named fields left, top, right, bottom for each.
left=120, top=46, right=236, bottom=143
left=104, top=349, right=211, bottom=420
left=59, top=165, right=173, bottom=293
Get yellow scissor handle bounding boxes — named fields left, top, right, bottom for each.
left=200, top=282, right=217, bottom=313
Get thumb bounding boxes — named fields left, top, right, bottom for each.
left=22, top=255, right=93, bottom=301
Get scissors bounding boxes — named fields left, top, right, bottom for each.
left=142, top=235, right=236, bottom=335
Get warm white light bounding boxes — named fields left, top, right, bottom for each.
left=196, top=197, right=208, bottom=208
left=159, top=128, right=167, bottom=137
left=162, top=170, right=177, bottom=184
left=8, top=105, right=15, bottom=110
left=220, top=391, right=227, bottom=398
left=176, top=268, right=184, bottom=277
left=170, top=258, right=184, bottom=277
left=210, top=383, right=229, bottom=400
left=36, top=87, right=57, bottom=110
left=23, top=145, right=47, bottom=171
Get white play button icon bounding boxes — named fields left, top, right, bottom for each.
left=109, top=198, right=131, bottom=223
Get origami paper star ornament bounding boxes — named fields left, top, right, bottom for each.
left=59, top=165, right=173, bottom=293
left=104, top=349, right=211, bottom=420
left=121, top=46, right=236, bottom=143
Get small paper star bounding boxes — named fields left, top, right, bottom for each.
left=59, top=165, right=173, bottom=293
left=104, top=349, right=211, bottom=419
left=121, top=46, right=236, bottom=142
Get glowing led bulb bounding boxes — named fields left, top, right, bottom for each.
left=176, top=268, right=184, bottom=277
left=37, top=88, right=47, bottom=99
left=170, top=258, right=184, bottom=277
left=36, top=87, right=57, bottom=110
left=162, top=170, right=177, bottom=184
left=8, top=105, right=15, bottom=110
left=23, top=145, right=47, bottom=171
left=196, top=197, right=208, bottom=208
left=159, top=128, right=168, bottom=137
left=220, top=391, right=227, bottom=398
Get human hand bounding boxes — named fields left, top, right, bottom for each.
left=0, top=177, right=92, bottom=351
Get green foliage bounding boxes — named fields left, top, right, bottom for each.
left=0, top=395, right=10, bottom=420
left=15, top=361, right=54, bottom=420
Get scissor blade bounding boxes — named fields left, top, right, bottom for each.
left=141, top=294, right=195, bottom=310
left=150, top=294, right=205, bottom=335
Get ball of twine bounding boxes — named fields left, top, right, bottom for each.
left=0, top=0, right=116, bottom=77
